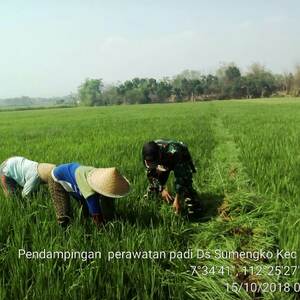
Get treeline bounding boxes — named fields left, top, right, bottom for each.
left=78, top=63, right=300, bottom=106
left=0, top=95, right=76, bottom=107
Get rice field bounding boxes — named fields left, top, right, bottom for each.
left=0, top=98, right=300, bottom=300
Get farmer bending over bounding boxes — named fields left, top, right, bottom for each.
left=48, top=163, right=130, bottom=227
left=142, top=139, right=200, bottom=215
left=0, top=156, right=55, bottom=198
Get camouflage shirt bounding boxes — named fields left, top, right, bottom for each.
left=145, top=139, right=196, bottom=194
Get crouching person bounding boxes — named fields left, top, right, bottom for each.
left=48, top=163, right=130, bottom=227
left=142, top=139, right=201, bottom=216
left=0, top=156, right=55, bottom=198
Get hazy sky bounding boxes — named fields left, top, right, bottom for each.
left=0, top=0, right=299, bottom=98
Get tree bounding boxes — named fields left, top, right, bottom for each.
left=175, top=69, right=202, bottom=80
left=292, top=65, right=300, bottom=96
left=245, top=63, right=277, bottom=98
left=125, top=88, right=148, bottom=104
left=224, top=66, right=241, bottom=82
left=156, top=80, right=172, bottom=102
left=102, top=85, right=124, bottom=105
left=283, top=73, right=294, bottom=95
left=172, top=70, right=204, bottom=101
left=204, top=75, right=219, bottom=97
left=78, top=78, right=103, bottom=106
left=215, top=63, right=243, bottom=99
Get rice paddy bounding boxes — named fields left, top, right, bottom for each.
left=0, top=98, right=300, bottom=299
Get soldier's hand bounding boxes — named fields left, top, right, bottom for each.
left=161, top=189, right=174, bottom=203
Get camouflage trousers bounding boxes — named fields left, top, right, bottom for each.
left=183, top=190, right=201, bottom=216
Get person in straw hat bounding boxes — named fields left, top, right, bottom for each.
left=48, top=162, right=130, bottom=226
left=0, top=156, right=55, bottom=198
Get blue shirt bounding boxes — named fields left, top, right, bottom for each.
left=52, top=163, right=101, bottom=215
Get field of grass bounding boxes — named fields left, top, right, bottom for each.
left=0, top=98, right=300, bottom=300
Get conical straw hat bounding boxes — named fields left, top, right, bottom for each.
left=87, top=167, right=130, bottom=198
left=38, top=163, right=56, bottom=183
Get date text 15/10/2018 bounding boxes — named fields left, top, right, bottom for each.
left=226, top=282, right=300, bottom=293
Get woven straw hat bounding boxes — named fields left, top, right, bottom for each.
left=37, top=163, right=56, bottom=183
left=87, top=167, right=130, bottom=198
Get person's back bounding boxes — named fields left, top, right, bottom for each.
left=154, top=139, right=195, bottom=172
left=0, top=156, right=55, bottom=198
left=0, top=156, right=40, bottom=197
left=49, top=163, right=130, bottom=226
left=2, top=157, right=38, bottom=186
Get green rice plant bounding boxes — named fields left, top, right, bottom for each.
left=1, top=99, right=300, bottom=299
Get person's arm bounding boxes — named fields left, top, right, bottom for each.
left=1, top=175, right=12, bottom=197
left=147, top=168, right=174, bottom=203
left=22, top=176, right=40, bottom=198
left=86, top=194, right=104, bottom=226
left=146, top=168, right=163, bottom=194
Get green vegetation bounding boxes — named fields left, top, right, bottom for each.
left=2, top=64, right=300, bottom=109
left=78, top=79, right=104, bottom=106
left=78, top=64, right=300, bottom=106
left=0, top=98, right=300, bottom=299
left=0, top=95, right=76, bottom=108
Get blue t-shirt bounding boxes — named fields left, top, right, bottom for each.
left=52, top=163, right=101, bottom=215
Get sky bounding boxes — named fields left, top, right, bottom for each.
left=0, top=0, right=299, bottom=98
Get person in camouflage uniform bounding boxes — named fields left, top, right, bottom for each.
left=142, top=139, right=200, bottom=215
